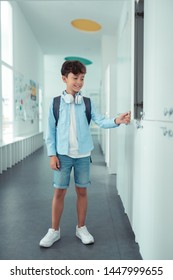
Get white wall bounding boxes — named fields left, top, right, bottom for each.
left=104, top=64, right=117, bottom=173
left=0, top=3, right=1, bottom=141
left=99, top=3, right=134, bottom=216
left=0, top=15, right=2, bottom=142
left=100, top=35, right=117, bottom=155
left=12, top=1, right=44, bottom=137
left=115, top=0, right=134, bottom=221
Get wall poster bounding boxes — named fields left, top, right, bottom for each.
left=14, top=71, right=39, bottom=122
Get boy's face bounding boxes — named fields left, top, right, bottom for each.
left=62, top=73, right=85, bottom=95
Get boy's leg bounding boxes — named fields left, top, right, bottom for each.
left=39, top=188, right=67, bottom=247
left=52, top=188, right=67, bottom=230
left=75, top=186, right=94, bottom=244
left=74, top=156, right=90, bottom=227
left=52, top=155, right=72, bottom=229
left=40, top=155, right=71, bottom=247
left=75, top=186, right=87, bottom=227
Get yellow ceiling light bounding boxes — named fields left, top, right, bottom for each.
left=71, top=19, right=101, bottom=32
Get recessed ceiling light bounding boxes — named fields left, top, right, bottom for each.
left=64, top=56, right=92, bottom=65
left=71, top=19, right=101, bottom=32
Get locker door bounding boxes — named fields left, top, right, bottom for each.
left=133, top=120, right=173, bottom=259
left=144, top=0, right=173, bottom=121
left=149, top=121, right=173, bottom=259
left=132, top=121, right=155, bottom=257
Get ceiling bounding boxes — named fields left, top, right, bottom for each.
left=16, top=0, right=127, bottom=63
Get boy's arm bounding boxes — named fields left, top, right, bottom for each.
left=91, top=99, right=131, bottom=128
left=46, top=99, right=57, bottom=156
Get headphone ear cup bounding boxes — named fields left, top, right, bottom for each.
left=63, top=94, right=74, bottom=103
left=75, top=95, right=83, bottom=105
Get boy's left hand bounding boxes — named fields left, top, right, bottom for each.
left=115, top=111, right=131, bottom=125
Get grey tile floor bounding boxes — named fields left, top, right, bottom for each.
left=0, top=137, right=142, bottom=260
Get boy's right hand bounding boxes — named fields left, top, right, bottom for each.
left=50, top=156, right=60, bottom=170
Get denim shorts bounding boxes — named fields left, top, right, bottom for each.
left=53, top=155, right=91, bottom=189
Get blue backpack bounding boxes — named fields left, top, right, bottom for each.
left=53, top=96, right=91, bottom=126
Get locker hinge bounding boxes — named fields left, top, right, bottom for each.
left=135, top=12, right=144, bottom=18
left=134, top=101, right=143, bottom=108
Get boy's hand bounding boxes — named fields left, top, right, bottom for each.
left=50, top=156, right=60, bottom=170
left=115, top=111, right=131, bottom=125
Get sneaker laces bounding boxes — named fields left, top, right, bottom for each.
left=45, top=229, right=56, bottom=238
left=79, top=226, right=90, bottom=236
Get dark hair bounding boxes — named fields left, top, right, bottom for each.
left=61, top=60, right=86, bottom=77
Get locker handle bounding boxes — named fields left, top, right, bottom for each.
left=136, top=111, right=145, bottom=129
left=160, top=127, right=173, bottom=137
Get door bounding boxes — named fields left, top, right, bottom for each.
left=144, top=0, right=173, bottom=121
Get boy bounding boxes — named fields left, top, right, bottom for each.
left=40, top=60, right=131, bottom=247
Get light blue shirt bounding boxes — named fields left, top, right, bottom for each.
left=46, top=96, right=119, bottom=156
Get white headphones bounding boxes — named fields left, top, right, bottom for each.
left=62, top=91, right=83, bottom=105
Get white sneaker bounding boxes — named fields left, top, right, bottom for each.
left=76, top=225, right=94, bottom=244
left=39, top=228, right=60, bottom=247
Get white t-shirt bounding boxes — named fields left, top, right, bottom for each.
left=68, top=102, right=90, bottom=158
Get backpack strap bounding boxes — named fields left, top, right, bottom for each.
left=53, top=95, right=91, bottom=126
left=83, top=97, right=91, bottom=124
left=53, top=96, right=61, bottom=126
